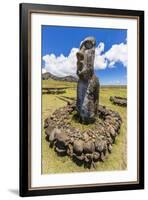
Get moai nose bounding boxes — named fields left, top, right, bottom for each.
left=76, top=52, right=84, bottom=61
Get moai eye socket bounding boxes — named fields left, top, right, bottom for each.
left=76, top=52, right=84, bottom=60
left=85, top=40, right=93, bottom=49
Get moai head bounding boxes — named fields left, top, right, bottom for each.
left=76, top=37, right=96, bottom=81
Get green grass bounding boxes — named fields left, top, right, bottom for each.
left=42, top=79, right=77, bottom=89
left=41, top=80, right=127, bottom=174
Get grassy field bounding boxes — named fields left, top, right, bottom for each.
left=41, top=79, right=127, bottom=174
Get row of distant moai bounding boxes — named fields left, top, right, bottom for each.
left=76, top=36, right=100, bottom=124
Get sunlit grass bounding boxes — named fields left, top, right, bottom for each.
left=41, top=80, right=127, bottom=174
left=42, top=79, right=77, bottom=88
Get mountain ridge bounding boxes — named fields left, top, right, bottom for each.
left=42, top=72, right=78, bottom=82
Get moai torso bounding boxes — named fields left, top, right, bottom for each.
left=76, top=37, right=100, bottom=123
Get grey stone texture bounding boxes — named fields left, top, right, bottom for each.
left=44, top=102, right=122, bottom=168
left=110, top=96, right=127, bottom=107
left=76, top=37, right=100, bottom=123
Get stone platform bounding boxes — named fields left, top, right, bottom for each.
left=110, top=96, right=127, bottom=107
left=44, top=102, right=122, bottom=168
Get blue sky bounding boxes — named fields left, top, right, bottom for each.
left=42, top=25, right=127, bottom=85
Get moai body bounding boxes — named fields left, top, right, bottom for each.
left=76, top=37, right=100, bottom=123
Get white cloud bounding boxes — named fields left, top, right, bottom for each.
left=95, top=42, right=105, bottom=55
left=94, top=42, right=108, bottom=70
left=105, top=43, right=127, bottom=67
left=43, top=48, right=78, bottom=77
left=108, top=61, right=115, bottom=68
left=42, top=68, right=46, bottom=74
left=42, top=42, right=127, bottom=76
left=94, top=55, right=107, bottom=70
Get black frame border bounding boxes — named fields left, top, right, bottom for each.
left=19, top=3, right=144, bottom=197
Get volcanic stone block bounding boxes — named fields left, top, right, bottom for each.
left=110, top=96, right=127, bottom=107
left=76, top=37, right=100, bottom=123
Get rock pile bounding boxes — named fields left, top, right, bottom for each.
left=110, top=96, right=127, bottom=107
left=42, top=88, right=66, bottom=95
left=44, top=102, right=122, bottom=168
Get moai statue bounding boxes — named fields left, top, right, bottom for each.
left=76, top=37, right=100, bottom=123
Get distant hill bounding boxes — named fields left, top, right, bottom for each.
left=42, top=72, right=78, bottom=82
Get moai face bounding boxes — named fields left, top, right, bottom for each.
left=76, top=37, right=96, bottom=81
